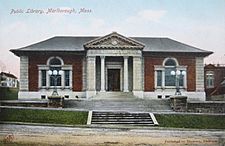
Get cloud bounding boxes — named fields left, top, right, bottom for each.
left=126, top=9, right=167, bottom=23
left=137, top=10, right=167, bottom=22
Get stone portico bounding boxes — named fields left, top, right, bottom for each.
left=84, top=33, right=144, bottom=98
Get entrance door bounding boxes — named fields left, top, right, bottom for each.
left=108, top=69, right=120, bottom=91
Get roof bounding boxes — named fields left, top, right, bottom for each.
left=0, top=72, right=17, bottom=79
left=10, top=32, right=213, bottom=56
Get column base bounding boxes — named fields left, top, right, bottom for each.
left=86, top=90, right=96, bottom=99
left=133, top=91, right=143, bottom=98
left=123, top=90, right=129, bottom=92
left=100, top=90, right=106, bottom=92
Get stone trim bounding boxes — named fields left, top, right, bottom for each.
left=87, top=49, right=142, bottom=57
left=86, top=56, right=96, bottom=98
left=196, top=57, right=204, bottom=91
left=84, top=32, right=144, bottom=49
left=87, top=111, right=93, bottom=125
left=20, top=56, right=29, bottom=91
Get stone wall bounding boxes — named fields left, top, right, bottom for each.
left=170, top=98, right=225, bottom=113
left=187, top=101, right=225, bottom=113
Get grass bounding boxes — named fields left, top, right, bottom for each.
left=155, top=114, right=225, bottom=129
left=0, top=108, right=88, bottom=125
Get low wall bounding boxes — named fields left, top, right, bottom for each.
left=187, top=101, right=225, bottom=113
left=0, top=101, right=48, bottom=107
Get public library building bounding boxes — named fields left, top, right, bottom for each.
left=11, top=32, right=212, bottom=101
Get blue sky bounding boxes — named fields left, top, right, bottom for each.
left=0, top=0, right=225, bottom=77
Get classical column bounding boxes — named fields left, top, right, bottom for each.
left=86, top=56, right=96, bottom=98
left=100, top=56, right=105, bottom=92
left=123, top=56, right=129, bottom=92
left=133, top=56, right=143, bottom=98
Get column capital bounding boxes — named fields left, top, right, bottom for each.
left=123, top=56, right=129, bottom=59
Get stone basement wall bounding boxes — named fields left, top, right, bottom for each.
left=170, top=97, right=225, bottom=113
left=187, top=101, right=225, bottom=113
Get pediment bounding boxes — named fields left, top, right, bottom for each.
left=84, top=32, right=144, bottom=49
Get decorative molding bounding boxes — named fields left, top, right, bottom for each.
left=84, top=32, right=144, bottom=49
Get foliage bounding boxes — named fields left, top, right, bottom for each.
left=0, top=87, right=18, bottom=100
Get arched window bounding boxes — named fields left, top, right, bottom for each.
left=39, top=56, right=72, bottom=89
left=49, top=58, right=62, bottom=65
left=155, top=57, right=186, bottom=89
left=164, top=59, right=176, bottom=66
left=164, top=58, right=177, bottom=86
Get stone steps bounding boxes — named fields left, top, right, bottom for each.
left=64, top=99, right=173, bottom=112
left=91, top=111, right=158, bottom=126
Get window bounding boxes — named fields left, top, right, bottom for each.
left=64, top=70, right=70, bottom=86
left=165, top=67, right=176, bottom=86
left=49, top=58, right=62, bottom=87
left=206, top=71, right=214, bottom=88
left=38, top=56, right=72, bottom=89
left=165, top=59, right=176, bottom=66
left=49, top=66, right=62, bottom=86
left=41, top=70, right=46, bottom=86
left=49, top=58, right=61, bottom=65
left=165, top=59, right=176, bottom=86
left=156, top=70, right=162, bottom=86
left=155, top=57, right=186, bottom=88
left=179, top=70, right=185, bottom=87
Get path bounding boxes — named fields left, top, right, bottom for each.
left=0, top=124, right=225, bottom=146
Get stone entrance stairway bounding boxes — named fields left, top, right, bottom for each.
left=64, top=98, right=172, bottom=113
left=89, top=111, right=158, bottom=126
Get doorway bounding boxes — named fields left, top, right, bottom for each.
left=107, top=69, right=120, bottom=91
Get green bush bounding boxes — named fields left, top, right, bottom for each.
left=0, top=108, right=88, bottom=125
left=0, top=87, right=18, bottom=100
left=155, top=114, right=225, bottom=129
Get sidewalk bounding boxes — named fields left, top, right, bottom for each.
left=0, top=123, right=225, bottom=146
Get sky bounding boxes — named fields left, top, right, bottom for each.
left=0, top=0, right=225, bottom=78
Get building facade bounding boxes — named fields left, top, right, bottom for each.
left=0, top=72, right=18, bottom=88
left=204, top=64, right=225, bottom=97
left=11, top=32, right=212, bottom=100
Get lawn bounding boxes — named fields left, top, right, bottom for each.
left=0, top=108, right=88, bottom=125
left=155, top=114, right=225, bottom=129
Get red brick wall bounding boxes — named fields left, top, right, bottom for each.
left=204, top=65, right=225, bottom=96
left=28, top=53, right=83, bottom=92
left=144, top=54, right=196, bottom=91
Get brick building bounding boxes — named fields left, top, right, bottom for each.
left=11, top=32, right=212, bottom=100
left=204, top=64, right=225, bottom=97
